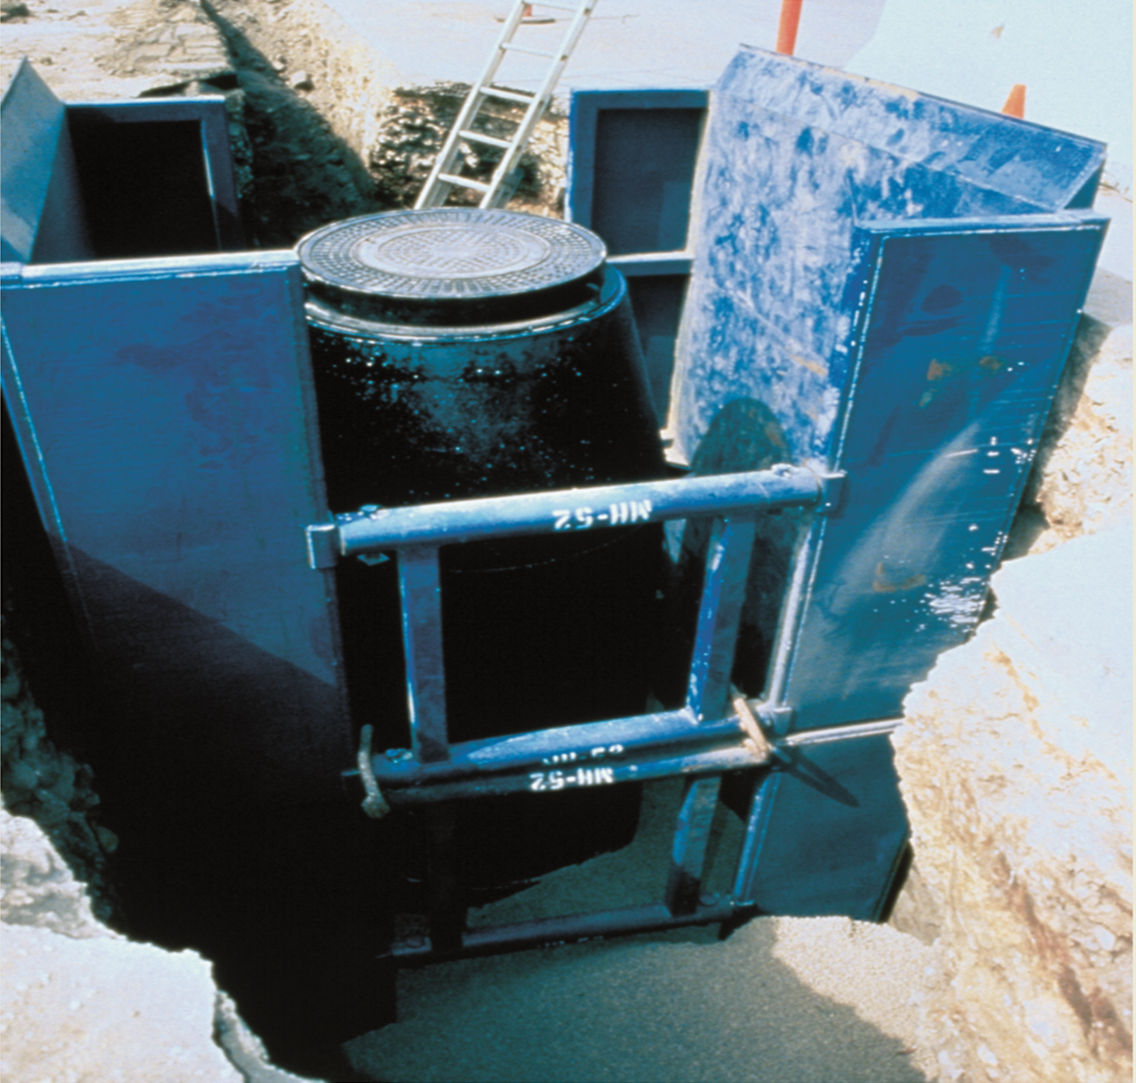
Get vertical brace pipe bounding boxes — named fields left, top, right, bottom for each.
left=668, top=513, right=760, bottom=915
left=665, top=776, right=722, bottom=915
left=427, top=805, right=466, bottom=954
left=398, top=545, right=450, bottom=764
left=687, top=514, right=760, bottom=722
left=399, top=546, right=465, bottom=952
left=731, top=770, right=782, bottom=904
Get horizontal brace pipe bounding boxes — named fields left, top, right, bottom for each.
left=389, top=894, right=738, bottom=964
left=310, top=465, right=828, bottom=566
left=355, top=742, right=772, bottom=807
left=347, top=709, right=902, bottom=801
left=781, top=717, right=903, bottom=748
left=346, top=707, right=748, bottom=787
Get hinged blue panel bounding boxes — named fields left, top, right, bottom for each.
left=1, top=251, right=349, bottom=810
left=781, top=216, right=1105, bottom=727
left=660, top=48, right=1107, bottom=920
left=734, top=732, right=909, bottom=919
left=0, top=59, right=92, bottom=263
left=670, top=48, right=1107, bottom=730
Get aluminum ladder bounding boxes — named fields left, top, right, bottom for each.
left=415, top=0, right=597, bottom=210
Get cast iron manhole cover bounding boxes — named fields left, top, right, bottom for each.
left=297, top=209, right=608, bottom=325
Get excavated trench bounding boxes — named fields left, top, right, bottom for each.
left=5, top=4, right=1125, bottom=1082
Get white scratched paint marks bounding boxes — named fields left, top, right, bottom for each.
left=923, top=576, right=987, bottom=631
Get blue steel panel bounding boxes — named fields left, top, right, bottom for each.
left=621, top=272, right=691, bottom=422
left=670, top=46, right=1108, bottom=731
left=567, top=89, right=708, bottom=421
left=782, top=217, right=1105, bottom=728
left=669, top=49, right=1105, bottom=469
left=1, top=251, right=349, bottom=809
left=0, top=60, right=93, bottom=263
left=666, top=48, right=1108, bottom=922
left=566, top=88, right=709, bottom=242
left=2, top=60, right=242, bottom=263
left=734, top=733, right=909, bottom=920
left=716, top=50, right=1104, bottom=214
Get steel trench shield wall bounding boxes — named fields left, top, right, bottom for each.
left=1, top=65, right=346, bottom=814
left=1, top=59, right=243, bottom=265
left=670, top=48, right=1107, bottom=728
left=777, top=216, right=1105, bottom=730
left=567, top=88, right=709, bottom=420
left=567, top=49, right=1107, bottom=918
left=1, top=252, right=350, bottom=813
left=666, top=48, right=1106, bottom=915
left=1, top=45, right=1111, bottom=947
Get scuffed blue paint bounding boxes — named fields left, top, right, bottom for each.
left=671, top=48, right=1107, bottom=737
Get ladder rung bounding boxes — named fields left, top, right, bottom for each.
left=501, top=42, right=558, bottom=59
left=459, top=130, right=513, bottom=149
left=533, top=3, right=579, bottom=10
left=479, top=86, right=537, bottom=104
left=438, top=172, right=492, bottom=193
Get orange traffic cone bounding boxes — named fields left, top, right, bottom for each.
left=776, top=0, right=803, bottom=55
left=1002, top=84, right=1026, bottom=118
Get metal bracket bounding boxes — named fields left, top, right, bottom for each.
left=816, top=470, right=847, bottom=516
left=731, top=690, right=774, bottom=763
left=305, top=522, right=339, bottom=570
left=756, top=702, right=796, bottom=739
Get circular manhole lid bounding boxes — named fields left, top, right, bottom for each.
left=296, top=208, right=607, bottom=326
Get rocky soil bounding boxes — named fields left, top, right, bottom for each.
left=895, top=521, right=1132, bottom=1083
left=1, top=809, right=324, bottom=1083
left=200, top=0, right=566, bottom=233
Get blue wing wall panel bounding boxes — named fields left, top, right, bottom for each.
left=784, top=218, right=1104, bottom=729
left=1, top=252, right=350, bottom=812
left=736, top=733, right=910, bottom=918
left=0, top=61, right=93, bottom=263
left=670, top=48, right=1106, bottom=726
left=567, top=89, right=709, bottom=421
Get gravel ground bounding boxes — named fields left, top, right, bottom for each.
left=346, top=917, right=936, bottom=1083
left=346, top=779, right=940, bottom=1083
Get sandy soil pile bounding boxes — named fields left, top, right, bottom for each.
left=346, top=778, right=940, bottom=1083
